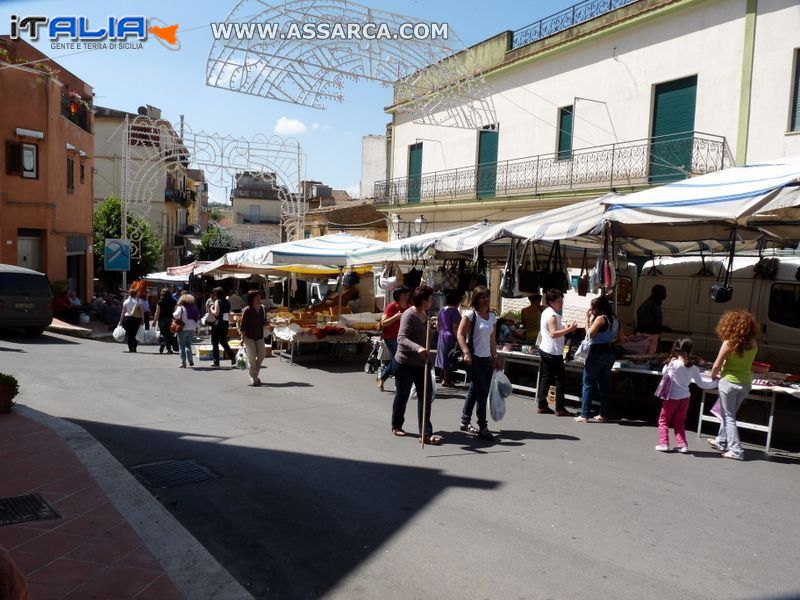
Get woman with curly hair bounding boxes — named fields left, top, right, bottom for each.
left=708, top=309, right=758, bottom=460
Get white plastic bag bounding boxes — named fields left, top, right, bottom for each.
left=488, top=369, right=510, bottom=421
left=146, top=327, right=160, bottom=344
left=135, top=325, right=146, bottom=344
left=79, top=312, right=90, bottom=325
left=409, top=367, right=436, bottom=404
left=236, top=347, right=248, bottom=370
left=573, top=335, right=591, bottom=362
left=112, top=325, right=126, bottom=342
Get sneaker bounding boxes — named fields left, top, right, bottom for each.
left=537, top=407, right=555, bottom=414
left=722, top=450, right=743, bottom=461
left=654, top=444, right=670, bottom=452
left=574, top=416, right=589, bottom=423
left=706, top=438, right=726, bottom=452
left=460, top=423, right=479, bottom=434
left=478, top=428, right=495, bottom=441
left=178, top=364, right=186, bottom=368
left=676, top=446, right=689, bottom=454
left=188, top=362, right=194, bottom=367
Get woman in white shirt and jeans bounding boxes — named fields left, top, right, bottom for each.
left=456, top=286, right=500, bottom=440
left=537, top=289, right=578, bottom=416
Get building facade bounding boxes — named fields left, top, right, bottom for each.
left=376, top=0, right=800, bottom=234
left=0, top=37, right=94, bottom=299
left=230, top=172, right=286, bottom=247
left=93, top=105, right=189, bottom=268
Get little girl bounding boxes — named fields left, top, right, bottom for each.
left=655, top=338, right=717, bottom=453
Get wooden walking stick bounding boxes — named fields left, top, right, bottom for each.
left=420, top=313, right=431, bottom=449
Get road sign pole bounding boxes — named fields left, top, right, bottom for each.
left=122, top=115, right=128, bottom=292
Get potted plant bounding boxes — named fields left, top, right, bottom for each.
left=0, top=373, right=19, bottom=413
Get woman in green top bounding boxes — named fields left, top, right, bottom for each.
left=709, top=309, right=758, bottom=461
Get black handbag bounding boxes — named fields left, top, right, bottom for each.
left=404, top=262, right=423, bottom=289
left=469, top=245, right=488, bottom=290
left=517, top=242, right=540, bottom=293
left=542, top=241, right=569, bottom=293
left=342, top=271, right=360, bottom=286
left=500, top=242, right=521, bottom=298
left=457, top=259, right=471, bottom=293
left=577, top=249, right=589, bottom=297
left=446, top=314, right=476, bottom=371
left=710, top=228, right=736, bottom=304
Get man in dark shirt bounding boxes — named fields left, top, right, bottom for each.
left=636, top=284, right=671, bottom=334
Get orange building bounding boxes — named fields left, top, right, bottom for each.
left=0, top=37, right=94, bottom=300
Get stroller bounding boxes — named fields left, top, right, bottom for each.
left=364, top=336, right=388, bottom=374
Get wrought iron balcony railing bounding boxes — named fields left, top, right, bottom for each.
left=511, top=0, right=640, bottom=50
left=373, top=132, right=731, bottom=206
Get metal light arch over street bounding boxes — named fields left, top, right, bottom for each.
left=206, top=0, right=497, bottom=129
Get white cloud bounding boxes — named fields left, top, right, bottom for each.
left=345, top=184, right=360, bottom=198
left=274, top=117, right=308, bottom=135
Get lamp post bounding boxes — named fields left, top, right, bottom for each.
left=413, top=214, right=428, bottom=235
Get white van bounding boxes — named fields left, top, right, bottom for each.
left=635, top=256, right=800, bottom=372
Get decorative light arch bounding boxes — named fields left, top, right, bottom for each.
left=206, top=0, right=497, bottom=129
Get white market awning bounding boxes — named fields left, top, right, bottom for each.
left=259, top=233, right=385, bottom=266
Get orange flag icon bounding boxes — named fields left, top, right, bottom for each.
left=148, top=24, right=179, bottom=45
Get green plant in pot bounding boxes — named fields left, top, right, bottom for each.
left=0, top=373, right=20, bottom=413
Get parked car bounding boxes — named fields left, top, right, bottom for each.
left=0, top=264, right=53, bottom=336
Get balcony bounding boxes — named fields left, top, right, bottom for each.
left=511, top=0, right=640, bottom=50
left=60, top=94, right=91, bottom=133
left=165, top=189, right=194, bottom=207
left=373, top=132, right=731, bottom=206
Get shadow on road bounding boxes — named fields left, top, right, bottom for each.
left=260, top=381, right=313, bottom=388
left=498, top=429, right=580, bottom=442
left=68, top=419, right=501, bottom=599
left=0, top=332, right=79, bottom=345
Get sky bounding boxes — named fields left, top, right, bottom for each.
left=0, top=0, right=577, bottom=203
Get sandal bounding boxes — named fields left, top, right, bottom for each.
left=376, top=377, right=384, bottom=392
left=392, top=429, right=407, bottom=437
left=423, top=435, right=443, bottom=445
left=459, top=423, right=479, bottom=434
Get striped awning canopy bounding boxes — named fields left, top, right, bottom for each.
left=259, top=233, right=385, bottom=266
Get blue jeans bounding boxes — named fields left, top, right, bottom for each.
left=580, top=348, right=615, bottom=418
left=462, top=356, right=492, bottom=429
left=391, top=362, right=433, bottom=436
left=177, top=330, right=194, bottom=366
left=380, top=339, right=398, bottom=382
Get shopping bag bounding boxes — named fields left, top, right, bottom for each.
left=500, top=243, right=521, bottom=298
left=488, top=369, right=509, bottom=421
left=654, top=372, right=673, bottom=400
left=573, top=335, right=592, bottom=362
left=236, top=347, right=248, bottom=370
left=112, top=325, right=126, bottom=342
left=135, top=325, right=146, bottom=344
left=144, top=327, right=159, bottom=345
left=409, top=368, right=437, bottom=404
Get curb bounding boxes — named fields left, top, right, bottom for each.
left=16, top=405, right=254, bottom=600
left=45, top=324, right=93, bottom=338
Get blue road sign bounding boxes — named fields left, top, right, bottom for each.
left=104, top=238, right=131, bottom=272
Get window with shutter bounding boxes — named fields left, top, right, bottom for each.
left=557, top=106, right=573, bottom=160
left=791, top=50, right=800, bottom=132
left=21, top=143, right=38, bottom=179
left=6, top=141, right=22, bottom=175
left=67, top=156, right=74, bottom=193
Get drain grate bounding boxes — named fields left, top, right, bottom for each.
left=130, top=459, right=218, bottom=488
left=0, top=493, right=60, bottom=527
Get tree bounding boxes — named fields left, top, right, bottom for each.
left=196, top=226, right=236, bottom=261
left=93, top=197, right=162, bottom=290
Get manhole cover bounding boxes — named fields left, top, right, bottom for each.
left=0, top=493, right=60, bottom=527
left=130, top=459, right=218, bottom=488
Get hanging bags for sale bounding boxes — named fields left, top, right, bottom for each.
left=517, top=242, right=541, bottom=294
left=404, top=260, right=423, bottom=289
left=469, top=245, right=488, bottom=290
left=500, top=242, right=522, bottom=298
left=440, top=259, right=460, bottom=291
left=577, top=249, right=590, bottom=297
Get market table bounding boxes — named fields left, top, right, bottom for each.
left=271, top=323, right=371, bottom=365
left=498, top=349, right=662, bottom=403
left=696, top=383, right=800, bottom=453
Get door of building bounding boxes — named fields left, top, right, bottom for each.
left=476, top=129, right=499, bottom=198
left=17, top=236, right=41, bottom=272
left=650, top=75, right=697, bottom=184
left=407, top=143, right=423, bottom=204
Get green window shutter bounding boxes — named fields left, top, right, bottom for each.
left=477, top=129, right=499, bottom=198
left=792, top=52, right=800, bottom=132
left=407, top=143, right=423, bottom=204
left=650, top=75, right=697, bottom=184
left=557, top=106, right=573, bottom=160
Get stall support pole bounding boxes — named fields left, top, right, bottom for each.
left=420, top=315, right=431, bottom=449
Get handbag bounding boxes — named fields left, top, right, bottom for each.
left=517, top=242, right=540, bottom=293
left=404, top=261, right=423, bottom=289
left=710, top=227, right=736, bottom=304
left=170, top=317, right=185, bottom=333
left=441, top=259, right=460, bottom=290
left=457, top=259, right=471, bottom=293
left=378, top=263, right=398, bottom=292
left=573, top=335, right=592, bottom=362
left=446, top=314, right=476, bottom=371
left=654, top=371, right=673, bottom=400
left=542, top=242, right=569, bottom=293
left=342, top=271, right=360, bottom=286
left=469, top=245, right=488, bottom=290
left=577, top=249, right=590, bottom=297
left=500, top=242, right=521, bottom=298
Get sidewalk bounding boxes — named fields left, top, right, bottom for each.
left=0, top=407, right=252, bottom=600
left=46, top=318, right=113, bottom=340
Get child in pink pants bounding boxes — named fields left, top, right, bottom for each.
left=655, top=339, right=717, bottom=453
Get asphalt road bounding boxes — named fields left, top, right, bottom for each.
left=2, top=331, right=799, bottom=600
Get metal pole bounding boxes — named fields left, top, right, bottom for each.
left=420, top=314, right=431, bottom=448
left=122, top=115, right=128, bottom=292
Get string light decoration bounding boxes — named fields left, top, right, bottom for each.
left=206, top=0, right=497, bottom=129
left=123, top=116, right=307, bottom=262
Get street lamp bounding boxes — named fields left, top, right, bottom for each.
left=390, top=214, right=406, bottom=238
left=413, top=214, right=428, bottom=235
